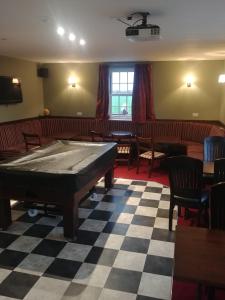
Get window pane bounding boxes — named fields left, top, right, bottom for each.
left=128, top=72, right=134, bottom=83
left=112, top=84, right=119, bottom=92
left=120, top=72, right=127, bottom=83
left=119, top=96, right=127, bottom=105
left=128, top=84, right=133, bottom=92
left=127, top=96, right=132, bottom=106
left=127, top=106, right=132, bottom=114
left=120, top=84, right=127, bottom=92
left=112, top=96, right=119, bottom=106
left=112, top=106, right=120, bottom=114
left=112, top=72, right=119, bottom=83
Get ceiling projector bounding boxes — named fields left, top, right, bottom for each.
left=125, top=12, right=160, bottom=42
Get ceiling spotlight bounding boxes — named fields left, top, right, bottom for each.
left=79, top=39, right=86, bottom=46
left=69, top=33, right=76, bottom=41
left=57, top=26, right=65, bottom=36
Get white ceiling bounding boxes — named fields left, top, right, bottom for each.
left=0, top=0, right=225, bottom=63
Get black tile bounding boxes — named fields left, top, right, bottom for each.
left=64, top=282, right=101, bottom=298
left=88, top=210, right=112, bottom=221
left=95, top=186, right=106, bottom=194
left=102, top=195, right=125, bottom=203
left=157, top=208, right=169, bottom=218
left=105, top=267, right=142, bottom=293
left=145, top=187, right=163, bottom=193
left=152, top=228, right=175, bottom=242
left=85, top=247, right=117, bottom=266
left=0, top=271, right=39, bottom=299
left=75, top=230, right=100, bottom=245
left=23, top=224, right=54, bottom=238
left=80, top=200, right=99, bottom=209
left=0, top=249, right=27, bottom=269
left=113, top=184, right=130, bottom=190
left=44, top=258, right=81, bottom=280
left=137, top=295, right=160, bottom=300
left=132, top=215, right=155, bottom=227
left=160, top=194, right=170, bottom=201
left=103, top=222, right=128, bottom=235
left=119, top=204, right=137, bottom=214
left=17, top=213, right=42, bottom=223
left=0, top=232, right=18, bottom=248
left=131, top=181, right=147, bottom=186
left=140, top=199, right=159, bottom=208
left=121, top=237, right=149, bottom=254
left=144, top=255, right=173, bottom=276
left=32, top=239, right=66, bottom=257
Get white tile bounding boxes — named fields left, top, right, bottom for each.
left=162, top=187, right=170, bottom=194
left=147, top=181, right=163, bottom=188
left=15, top=253, right=54, bottom=276
left=117, top=213, right=133, bottom=224
left=73, top=263, right=111, bottom=287
left=115, top=178, right=132, bottom=185
left=126, top=224, right=153, bottom=239
left=113, top=250, right=146, bottom=272
left=36, top=216, right=62, bottom=226
left=126, top=197, right=140, bottom=206
left=7, top=236, right=41, bottom=253
left=158, top=201, right=170, bottom=209
left=142, top=192, right=161, bottom=200
left=128, top=185, right=146, bottom=192
left=154, top=217, right=176, bottom=231
left=24, top=277, right=70, bottom=300
left=107, top=189, right=126, bottom=196
left=57, top=243, right=91, bottom=262
left=94, top=233, right=110, bottom=248
left=78, top=208, right=92, bottom=219
left=135, top=206, right=158, bottom=217
left=11, top=210, right=26, bottom=221
left=0, top=269, right=11, bottom=283
left=7, top=221, right=32, bottom=235
left=46, top=227, right=67, bottom=242
left=96, top=202, right=116, bottom=212
left=138, top=272, right=172, bottom=300
left=104, top=234, right=124, bottom=250
left=99, top=288, right=136, bottom=300
left=79, top=219, right=107, bottom=232
left=148, top=240, right=175, bottom=258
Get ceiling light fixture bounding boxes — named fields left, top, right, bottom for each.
left=57, top=26, right=65, bottom=36
left=79, top=39, right=86, bottom=46
left=69, top=33, right=76, bottom=41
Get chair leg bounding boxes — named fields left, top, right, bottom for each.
left=169, top=202, right=174, bottom=231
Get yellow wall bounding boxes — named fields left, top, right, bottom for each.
left=219, top=61, right=225, bottom=123
left=0, top=55, right=44, bottom=122
left=153, top=60, right=223, bottom=120
left=42, top=60, right=224, bottom=121
left=42, top=63, right=99, bottom=117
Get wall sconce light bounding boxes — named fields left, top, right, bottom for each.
left=218, top=74, right=225, bottom=84
left=186, top=75, right=194, bottom=87
left=12, top=78, right=20, bottom=85
left=68, top=76, right=76, bottom=87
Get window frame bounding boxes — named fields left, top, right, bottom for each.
left=109, top=67, right=134, bottom=121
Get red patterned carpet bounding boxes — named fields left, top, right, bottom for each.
left=115, top=163, right=225, bottom=300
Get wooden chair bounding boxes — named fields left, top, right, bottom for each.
left=112, top=133, right=132, bottom=169
left=136, top=136, right=165, bottom=177
left=23, top=132, right=41, bottom=151
left=214, top=158, right=225, bottom=183
left=167, top=156, right=208, bottom=231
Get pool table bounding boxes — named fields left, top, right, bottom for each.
left=0, top=140, right=117, bottom=239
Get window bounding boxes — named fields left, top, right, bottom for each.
left=109, top=67, right=134, bottom=120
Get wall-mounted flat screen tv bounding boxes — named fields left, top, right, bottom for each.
left=0, top=76, right=23, bottom=104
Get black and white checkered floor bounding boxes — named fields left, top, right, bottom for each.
left=0, top=179, right=177, bottom=300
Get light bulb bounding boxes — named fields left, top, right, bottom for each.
left=69, top=33, right=76, bottom=41
left=79, top=39, right=86, bottom=46
left=57, top=27, right=65, bottom=36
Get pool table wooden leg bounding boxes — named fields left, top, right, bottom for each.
left=63, top=196, right=79, bottom=240
left=105, top=167, right=114, bottom=190
left=0, top=198, right=12, bottom=230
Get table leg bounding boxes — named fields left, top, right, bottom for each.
left=63, top=197, right=78, bottom=241
left=105, top=167, right=114, bottom=190
left=0, top=198, right=12, bottom=230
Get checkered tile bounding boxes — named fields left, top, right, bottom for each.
left=0, top=179, right=176, bottom=300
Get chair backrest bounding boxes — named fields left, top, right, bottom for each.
left=90, top=130, right=103, bottom=142
left=23, top=132, right=41, bottom=151
left=214, top=158, right=225, bottom=183
left=210, top=182, right=225, bottom=230
left=167, top=155, right=203, bottom=199
left=204, top=136, right=225, bottom=162
left=136, top=136, right=154, bottom=154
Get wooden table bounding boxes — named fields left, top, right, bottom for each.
left=173, top=225, right=225, bottom=294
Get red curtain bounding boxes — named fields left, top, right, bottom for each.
left=132, top=63, right=155, bottom=123
left=96, top=65, right=109, bottom=120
